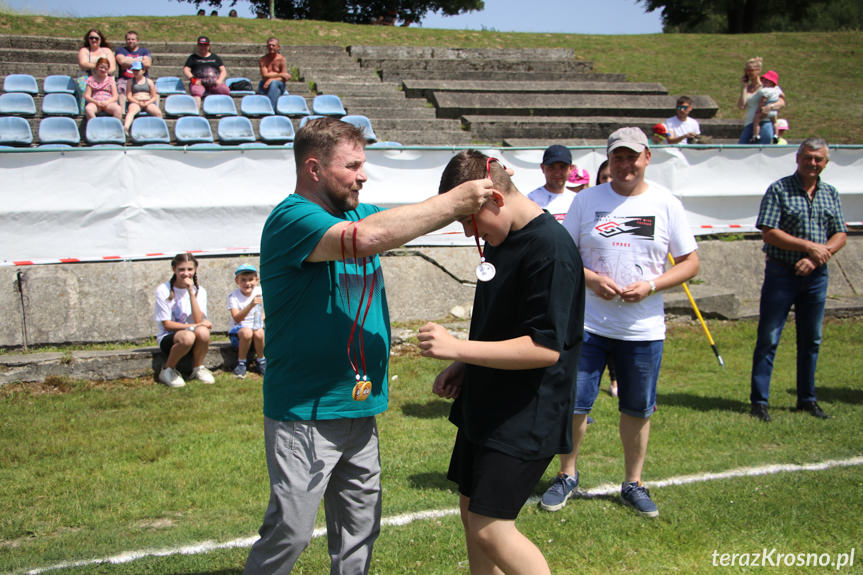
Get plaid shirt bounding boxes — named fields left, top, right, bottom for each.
left=756, top=173, right=846, bottom=266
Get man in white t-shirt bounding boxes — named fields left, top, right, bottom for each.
left=664, top=95, right=701, bottom=145
left=527, top=144, right=574, bottom=221
left=539, top=127, right=699, bottom=518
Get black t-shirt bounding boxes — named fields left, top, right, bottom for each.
left=184, top=52, right=224, bottom=79
left=449, top=211, right=585, bottom=460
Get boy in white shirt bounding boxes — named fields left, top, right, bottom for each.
left=664, top=96, right=701, bottom=144
left=227, top=263, right=266, bottom=378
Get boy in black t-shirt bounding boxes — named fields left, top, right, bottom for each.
left=418, top=150, right=585, bottom=574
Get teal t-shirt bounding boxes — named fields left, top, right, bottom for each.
left=259, top=194, right=390, bottom=421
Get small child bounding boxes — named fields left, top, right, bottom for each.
left=774, top=118, right=789, bottom=145
left=751, top=70, right=783, bottom=143
left=227, top=263, right=266, bottom=378
left=664, top=96, right=701, bottom=144
left=153, top=252, right=215, bottom=387
left=651, top=122, right=668, bottom=145
left=417, top=150, right=585, bottom=575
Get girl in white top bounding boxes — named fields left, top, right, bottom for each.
left=153, top=253, right=215, bottom=387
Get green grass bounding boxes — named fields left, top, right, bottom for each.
left=0, top=11, right=860, bottom=143
left=1, top=318, right=861, bottom=574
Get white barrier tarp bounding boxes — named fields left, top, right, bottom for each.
left=1, top=145, right=861, bottom=263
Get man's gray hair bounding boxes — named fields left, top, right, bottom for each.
left=797, top=137, right=829, bottom=158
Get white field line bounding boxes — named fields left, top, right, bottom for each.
left=23, top=455, right=863, bottom=575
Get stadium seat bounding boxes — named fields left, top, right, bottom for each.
left=340, top=115, right=377, bottom=142
left=367, top=141, right=404, bottom=148
left=0, top=93, right=37, bottom=116
left=41, top=93, right=79, bottom=116
left=38, top=117, right=80, bottom=146
left=0, top=116, right=33, bottom=146
left=217, top=116, right=256, bottom=144
left=312, top=94, right=347, bottom=117
left=43, top=75, right=77, bottom=95
left=3, top=74, right=39, bottom=94
left=298, top=115, right=325, bottom=129
left=155, top=76, right=186, bottom=95
left=240, top=95, right=274, bottom=117
left=164, top=94, right=199, bottom=117
left=174, top=116, right=214, bottom=144
left=226, top=77, right=256, bottom=95
left=258, top=115, right=295, bottom=144
left=85, top=116, right=126, bottom=145
left=130, top=117, right=171, bottom=145
left=202, top=94, right=237, bottom=117
left=276, top=94, right=311, bottom=117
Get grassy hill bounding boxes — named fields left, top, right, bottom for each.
left=1, top=11, right=861, bottom=143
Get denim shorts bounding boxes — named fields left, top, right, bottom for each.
left=574, top=331, right=663, bottom=418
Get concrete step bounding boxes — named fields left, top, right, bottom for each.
left=348, top=45, right=577, bottom=61
left=462, top=115, right=744, bottom=141
left=313, top=81, right=403, bottom=96
left=402, top=79, right=668, bottom=99
left=379, top=69, right=625, bottom=83
left=433, top=93, right=719, bottom=120
left=359, top=58, right=593, bottom=75
left=378, top=129, right=474, bottom=146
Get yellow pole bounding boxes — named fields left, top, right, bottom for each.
left=668, top=254, right=725, bottom=367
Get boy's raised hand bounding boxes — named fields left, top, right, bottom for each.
left=417, top=322, right=461, bottom=360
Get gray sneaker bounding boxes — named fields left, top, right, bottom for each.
left=621, top=481, right=658, bottom=517
left=539, top=472, right=579, bottom=512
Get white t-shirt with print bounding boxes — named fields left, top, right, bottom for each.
left=562, top=181, right=697, bottom=341
left=153, top=281, right=208, bottom=343
left=664, top=115, right=701, bottom=143
left=227, top=287, right=262, bottom=330
left=527, top=185, right=576, bottom=222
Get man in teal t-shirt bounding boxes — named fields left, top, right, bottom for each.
left=245, top=117, right=495, bottom=575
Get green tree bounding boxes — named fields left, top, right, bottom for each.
left=177, top=0, right=483, bottom=24
left=636, top=0, right=863, bottom=33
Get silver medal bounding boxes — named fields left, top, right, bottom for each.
left=475, top=260, right=496, bottom=282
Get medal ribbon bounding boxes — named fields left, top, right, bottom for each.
left=341, top=220, right=375, bottom=398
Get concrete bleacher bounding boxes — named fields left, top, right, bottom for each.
left=348, top=45, right=742, bottom=146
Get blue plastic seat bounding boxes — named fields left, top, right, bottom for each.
left=202, top=94, right=237, bottom=117
left=155, top=76, right=186, bottom=95
left=3, top=74, right=39, bottom=94
left=240, top=95, right=274, bottom=117
left=276, top=94, right=311, bottom=117
left=340, top=115, right=377, bottom=142
left=0, top=93, right=36, bottom=116
left=130, top=117, right=171, bottom=145
left=164, top=94, right=199, bottom=117
left=217, top=116, right=255, bottom=144
left=366, top=141, right=403, bottom=148
left=0, top=116, right=33, bottom=146
left=41, top=93, right=80, bottom=116
left=43, top=75, right=77, bottom=95
left=85, top=116, right=125, bottom=145
left=258, top=115, right=295, bottom=144
left=312, top=94, right=347, bottom=117
left=174, top=116, right=214, bottom=144
left=38, top=117, right=80, bottom=145
left=226, top=77, right=256, bottom=95
left=298, top=115, right=325, bottom=129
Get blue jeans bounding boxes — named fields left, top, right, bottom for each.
left=750, top=260, right=828, bottom=405
left=574, top=331, right=663, bottom=418
left=738, top=120, right=775, bottom=144
left=258, top=79, right=285, bottom=111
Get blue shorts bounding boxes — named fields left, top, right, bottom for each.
left=574, top=331, right=663, bottom=418
left=228, top=325, right=241, bottom=349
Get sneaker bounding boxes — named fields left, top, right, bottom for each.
left=796, top=401, right=830, bottom=419
left=158, top=367, right=185, bottom=388
left=750, top=403, right=771, bottom=422
left=256, top=358, right=267, bottom=376
left=233, top=362, right=247, bottom=379
left=191, top=365, right=215, bottom=384
left=621, top=481, right=658, bottom=517
left=539, top=472, right=579, bottom=512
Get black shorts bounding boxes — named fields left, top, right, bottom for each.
left=447, top=429, right=552, bottom=520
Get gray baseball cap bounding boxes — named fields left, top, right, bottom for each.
left=607, top=127, right=649, bottom=154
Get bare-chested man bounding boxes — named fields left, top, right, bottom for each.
left=258, top=37, right=292, bottom=110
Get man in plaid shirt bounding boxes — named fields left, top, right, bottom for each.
left=749, top=137, right=847, bottom=422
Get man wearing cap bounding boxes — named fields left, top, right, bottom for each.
left=183, top=36, right=230, bottom=108
left=749, top=137, right=846, bottom=423
left=115, top=30, right=152, bottom=109
left=527, top=144, right=576, bottom=221
left=539, top=127, right=699, bottom=517
left=244, top=117, right=494, bottom=574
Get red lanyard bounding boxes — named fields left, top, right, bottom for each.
left=341, top=220, right=374, bottom=401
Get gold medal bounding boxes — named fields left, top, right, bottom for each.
left=352, top=378, right=372, bottom=401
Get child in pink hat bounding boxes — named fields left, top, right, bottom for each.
left=751, top=70, right=783, bottom=143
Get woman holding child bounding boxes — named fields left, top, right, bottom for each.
left=737, top=56, right=786, bottom=144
